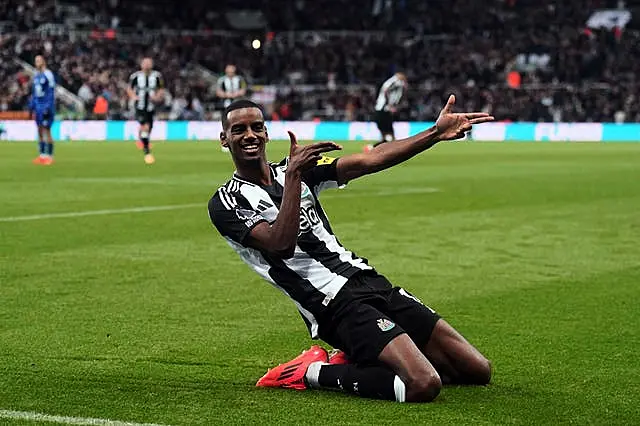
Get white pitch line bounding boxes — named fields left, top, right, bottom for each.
left=0, top=203, right=202, bottom=223
left=0, top=409, right=171, bottom=426
left=0, top=187, right=440, bottom=223
left=347, top=187, right=441, bottom=197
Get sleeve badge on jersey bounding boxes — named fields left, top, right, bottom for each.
left=317, top=156, right=336, bottom=166
left=236, top=208, right=262, bottom=228
left=236, top=208, right=258, bottom=221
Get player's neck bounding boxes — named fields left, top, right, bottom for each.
left=235, top=160, right=272, bottom=186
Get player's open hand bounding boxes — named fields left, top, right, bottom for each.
left=287, top=131, right=342, bottom=175
left=435, top=95, right=494, bottom=141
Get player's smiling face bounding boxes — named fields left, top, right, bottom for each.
left=222, top=107, right=268, bottom=163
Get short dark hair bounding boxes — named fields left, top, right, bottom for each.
left=222, top=100, right=264, bottom=130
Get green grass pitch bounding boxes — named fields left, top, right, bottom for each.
left=1, top=140, right=640, bottom=425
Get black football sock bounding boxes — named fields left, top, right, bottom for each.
left=306, top=362, right=406, bottom=402
left=140, top=130, right=150, bottom=154
left=142, top=138, right=150, bottom=154
left=373, top=140, right=387, bottom=147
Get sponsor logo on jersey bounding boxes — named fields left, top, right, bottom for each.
left=377, top=318, right=395, bottom=332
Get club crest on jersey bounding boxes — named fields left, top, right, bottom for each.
left=377, top=318, right=395, bottom=332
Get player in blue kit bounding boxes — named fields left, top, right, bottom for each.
left=30, top=55, right=56, bottom=165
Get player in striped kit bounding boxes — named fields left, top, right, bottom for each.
left=216, top=64, right=247, bottom=108
left=127, top=58, right=165, bottom=164
left=365, top=72, right=408, bottom=152
left=216, top=64, right=247, bottom=153
left=209, top=98, right=494, bottom=403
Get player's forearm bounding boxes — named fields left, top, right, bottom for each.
left=336, top=126, right=441, bottom=183
left=369, top=126, right=440, bottom=171
left=267, top=172, right=302, bottom=258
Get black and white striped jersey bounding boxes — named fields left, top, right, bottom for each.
left=208, top=157, right=372, bottom=338
left=375, top=75, right=405, bottom=112
left=129, top=70, right=164, bottom=112
left=217, top=75, right=247, bottom=108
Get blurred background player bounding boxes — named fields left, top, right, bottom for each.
left=127, top=57, right=165, bottom=165
left=216, top=64, right=247, bottom=152
left=216, top=64, right=247, bottom=108
left=365, top=72, right=408, bottom=152
left=30, top=55, right=56, bottom=165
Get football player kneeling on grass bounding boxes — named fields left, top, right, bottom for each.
left=208, top=97, right=494, bottom=402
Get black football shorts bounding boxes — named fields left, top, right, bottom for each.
left=318, top=271, right=441, bottom=365
left=135, top=109, right=155, bottom=129
left=374, top=110, right=394, bottom=134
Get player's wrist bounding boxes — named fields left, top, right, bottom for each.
left=285, top=168, right=303, bottom=179
left=424, top=125, right=442, bottom=142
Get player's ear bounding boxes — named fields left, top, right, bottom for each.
left=265, top=127, right=269, bottom=143
left=220, top=131, right=228, bottom=148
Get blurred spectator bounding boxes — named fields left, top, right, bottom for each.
left=77, top=81, right=93, bottom=109
left=92, top=88, right=109, bottom=119
left=1, top=0, right=640, bottom=122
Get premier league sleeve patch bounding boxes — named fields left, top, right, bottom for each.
left=317, top=156, right=337, bottom=166
left=235, top=208, right=263, bottom=228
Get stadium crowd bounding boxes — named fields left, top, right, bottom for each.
left=1, top=0, right=639, bottom=122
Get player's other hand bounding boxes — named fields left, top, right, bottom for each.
left=286, top=131, right=342, bottom=176
left=435, top=95, right=494, bottom=141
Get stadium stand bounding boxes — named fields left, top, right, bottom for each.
left=1, top=0, right=640, bottom=122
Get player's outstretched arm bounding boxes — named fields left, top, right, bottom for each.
left=336, top=95, right=494, bottom=184
left=245, top=132, right=342, bottom=258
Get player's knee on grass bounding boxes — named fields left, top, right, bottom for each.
left=457, top=347, right=492, bottom=385
left=405, top=370, right=442, bottom=402
left=425, top=319, right=491, bottom=385
left=469, top=356, right=492, bottom=385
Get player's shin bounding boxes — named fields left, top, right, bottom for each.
left=140, top=130, right=150, bottom=154
left=305, top=363, right=406, bottom=402
left=44, top=130, right=54, bottom=156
